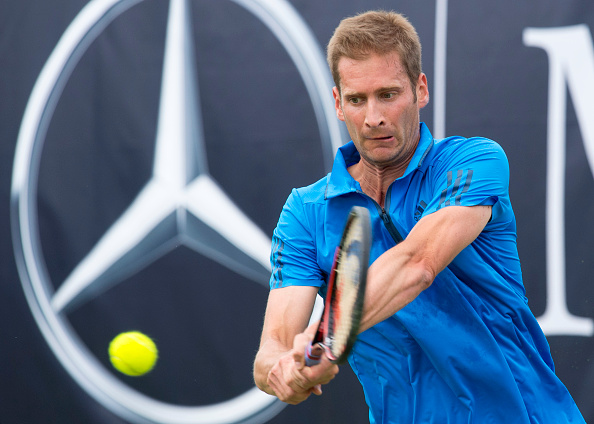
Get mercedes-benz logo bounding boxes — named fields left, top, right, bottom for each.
left=11, top=0, right=343, bottom=422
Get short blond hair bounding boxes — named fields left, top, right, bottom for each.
left=327, top=10, right=422, bottom=96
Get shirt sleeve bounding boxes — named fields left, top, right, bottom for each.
left=422, top=137, right=513, bottom=230
left=269, top=189, right=325, bottom=290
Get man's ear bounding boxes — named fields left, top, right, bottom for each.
left=332, top=86, right=345, bottom=121
left=417, top=73, right=429, bottom=108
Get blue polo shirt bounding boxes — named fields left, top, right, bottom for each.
left=269, top=123, right=584, bottom=423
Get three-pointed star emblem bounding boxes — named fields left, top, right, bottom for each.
left=52, top=0, right=271, bottom=313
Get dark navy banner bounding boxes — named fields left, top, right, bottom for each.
left=1, top=0, right=592, bottom=423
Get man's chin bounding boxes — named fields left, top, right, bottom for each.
left=365, top=149, right=398, bottom=164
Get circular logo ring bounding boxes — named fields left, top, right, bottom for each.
left=11, top=0, right=342, bottom=423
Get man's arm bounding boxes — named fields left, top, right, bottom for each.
left=253, top=285, right=339, bottom=404
left=254, top=204, right=490, bottom=403
left=359, top=204, right=492, bottom=332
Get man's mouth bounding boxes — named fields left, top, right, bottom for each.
left=367, top=135, right=393, bottom=141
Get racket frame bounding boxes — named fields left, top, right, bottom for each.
left=305, top=206, right=371, bottom=366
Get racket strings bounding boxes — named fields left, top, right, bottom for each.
left=328, top=219, right=364, bottom=358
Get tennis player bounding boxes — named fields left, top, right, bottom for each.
left=254, top=10, right=585, bottom=423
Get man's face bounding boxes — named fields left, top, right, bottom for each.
left=333, top=51, right=429, bottom=170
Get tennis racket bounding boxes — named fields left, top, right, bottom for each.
left=305, top=206, right=371, bottom=366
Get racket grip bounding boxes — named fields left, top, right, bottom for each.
left=305, top=342, right=322, bottom=366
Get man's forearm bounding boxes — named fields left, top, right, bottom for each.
left=253, top=340, right=285, bottom=395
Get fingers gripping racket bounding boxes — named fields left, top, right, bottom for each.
left=305, top=206, right=371, bottom=366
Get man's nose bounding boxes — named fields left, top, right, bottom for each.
left=364, top=100, right=385, bottom=128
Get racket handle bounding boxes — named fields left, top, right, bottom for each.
left=305, top=342, right=323, bottom=366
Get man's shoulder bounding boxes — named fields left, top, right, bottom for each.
left=290, top=173, right=331, bottom=205
left=429, top=135, right=507, bottom=165
left=433, top=135, right=503, bottom=151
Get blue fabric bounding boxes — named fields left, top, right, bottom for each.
left=269, top=123, right=585, bottom=423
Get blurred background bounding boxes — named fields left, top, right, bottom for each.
left=1, top=0, right=593, bottom=422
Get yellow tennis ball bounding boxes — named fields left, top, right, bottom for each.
left=108, top=331, right=158, bottom=376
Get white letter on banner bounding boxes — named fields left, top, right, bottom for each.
left=523, top=25, right=594, bottom=336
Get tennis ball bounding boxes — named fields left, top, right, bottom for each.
left=108, top=331, right=158, bottom=376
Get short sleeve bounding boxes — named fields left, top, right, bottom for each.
left=423, top=137, right=512, bottom=229
left=269, top=189, right=324, bottom=289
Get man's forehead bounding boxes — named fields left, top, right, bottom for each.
left=337, top=51, right=407, bottom=92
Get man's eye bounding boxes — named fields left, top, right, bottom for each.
left=382, top=92, right=395, bottom=99
left=349, top=97, right=361, bottom=104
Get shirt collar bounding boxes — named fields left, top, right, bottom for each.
left=325, top=123, right=434, bottom=199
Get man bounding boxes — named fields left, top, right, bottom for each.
left=253, top=10, right=585, bottom=423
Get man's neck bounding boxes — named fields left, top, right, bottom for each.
left=348, top=158, right=409, bottom=208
